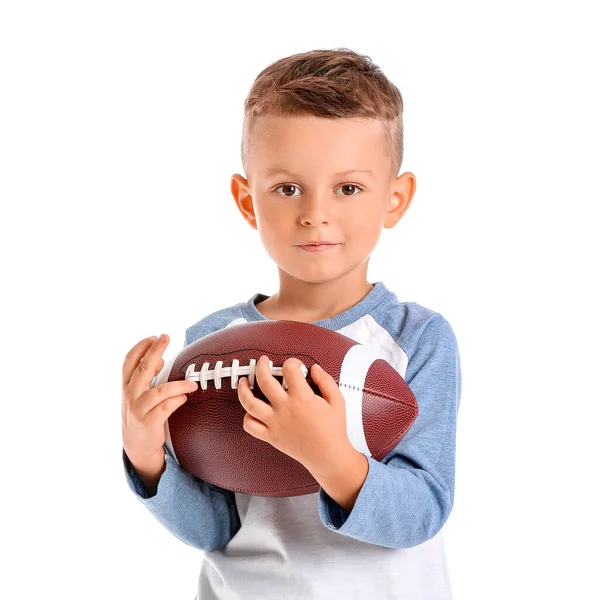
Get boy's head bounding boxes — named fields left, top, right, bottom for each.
left=231, top=47, right=415, bottom=286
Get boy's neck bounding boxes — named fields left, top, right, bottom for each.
left=255, top=274, right=375, bottom=324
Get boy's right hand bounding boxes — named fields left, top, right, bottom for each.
left=121, top=334, right=198, bottom=467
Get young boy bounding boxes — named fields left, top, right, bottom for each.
left=121, top=47, right=462, bottom=599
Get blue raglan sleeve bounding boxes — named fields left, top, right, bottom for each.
left=317, top=313, right=462, bottom=548
left=122, top=331, right=241, bottom=552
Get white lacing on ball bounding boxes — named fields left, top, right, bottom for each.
left=185, top=358, right=309, bottom=391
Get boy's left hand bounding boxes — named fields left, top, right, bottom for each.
left=237, top=355, right=351, bottom=474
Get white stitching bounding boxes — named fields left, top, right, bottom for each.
left=185, top=359, right=309, bottom=391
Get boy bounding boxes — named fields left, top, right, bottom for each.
left=121, top=47, right=462, bottom=599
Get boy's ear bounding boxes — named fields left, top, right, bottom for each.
left=383, top=171, right=416, bottom=229
left=231, top=174, right=258, bottom=230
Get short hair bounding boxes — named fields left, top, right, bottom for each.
left=241, top=47, right=404, bottom=178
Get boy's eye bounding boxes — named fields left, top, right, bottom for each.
left=273, top=184, right=362, bottom=197
left=338, top=184, right=362, bottom=196
left=275, top=184, right=302, bottom=197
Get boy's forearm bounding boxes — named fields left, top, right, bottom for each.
left=128, top=448, right=166, bottom=497
left=308, top=445, right=369, bottom=513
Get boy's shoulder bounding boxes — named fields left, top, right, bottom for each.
left=184, top=299, right=250, bottom=346
left=367, top=287, right=457, bottom=353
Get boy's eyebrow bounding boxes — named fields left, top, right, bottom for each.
left=264, top=167, right=373, bottom=179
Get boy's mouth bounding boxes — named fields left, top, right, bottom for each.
left=298, top=242, right=340, bottom=252
left=297, top=240, right=339, bottom=246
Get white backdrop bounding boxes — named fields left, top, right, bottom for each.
left=2, top=1, right=588, bottom=599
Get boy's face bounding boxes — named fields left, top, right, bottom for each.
left=231, top=115, right=415, bottom=285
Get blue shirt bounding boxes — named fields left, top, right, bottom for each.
left=123, top=281, right=462, bottom=599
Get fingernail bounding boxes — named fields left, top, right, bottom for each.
left=158, top=334, right=166, bottom=342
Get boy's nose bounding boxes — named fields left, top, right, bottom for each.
left=298, top=193, right=332, bottom=226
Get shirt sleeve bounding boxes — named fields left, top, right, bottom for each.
left=122, top=331, right=241, bottom=552
left=317, top=313, right=462, bottom=548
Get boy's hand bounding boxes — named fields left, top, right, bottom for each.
left=236, top=355, right=352, bottom=475
left=121, top=334, right=198, bottom=466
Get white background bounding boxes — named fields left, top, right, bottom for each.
left=2, top=1, right=588, bottom=599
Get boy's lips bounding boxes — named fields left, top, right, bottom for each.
left=297, top=242, right=341, bottom=252
left=297, top=240, right=339, bottom=246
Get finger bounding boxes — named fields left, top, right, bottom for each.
left=281, top=357, right=309, bottom=396
left=237, top=376, right=273, bottom=424
left=145, top=391, right=190, bottom=429
left=311, top=363, right=340, bottom=405
left=255, top=355, right=288, bottom=404
left=243, top=412, right=269, bottom=441
left=126, top=334, right=171, bottom=400
left=122, top=336, right=157, bottom=387
left=137, top=379, right=198, bottom=418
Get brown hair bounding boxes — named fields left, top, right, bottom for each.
left=241, top=47, right=404, bottom=178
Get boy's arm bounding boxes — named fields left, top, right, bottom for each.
left=122, top=329, right=241, bottom=552
left=123, top=443, right=240, bottom=552
left=317, top=313, right=462, bottom=549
